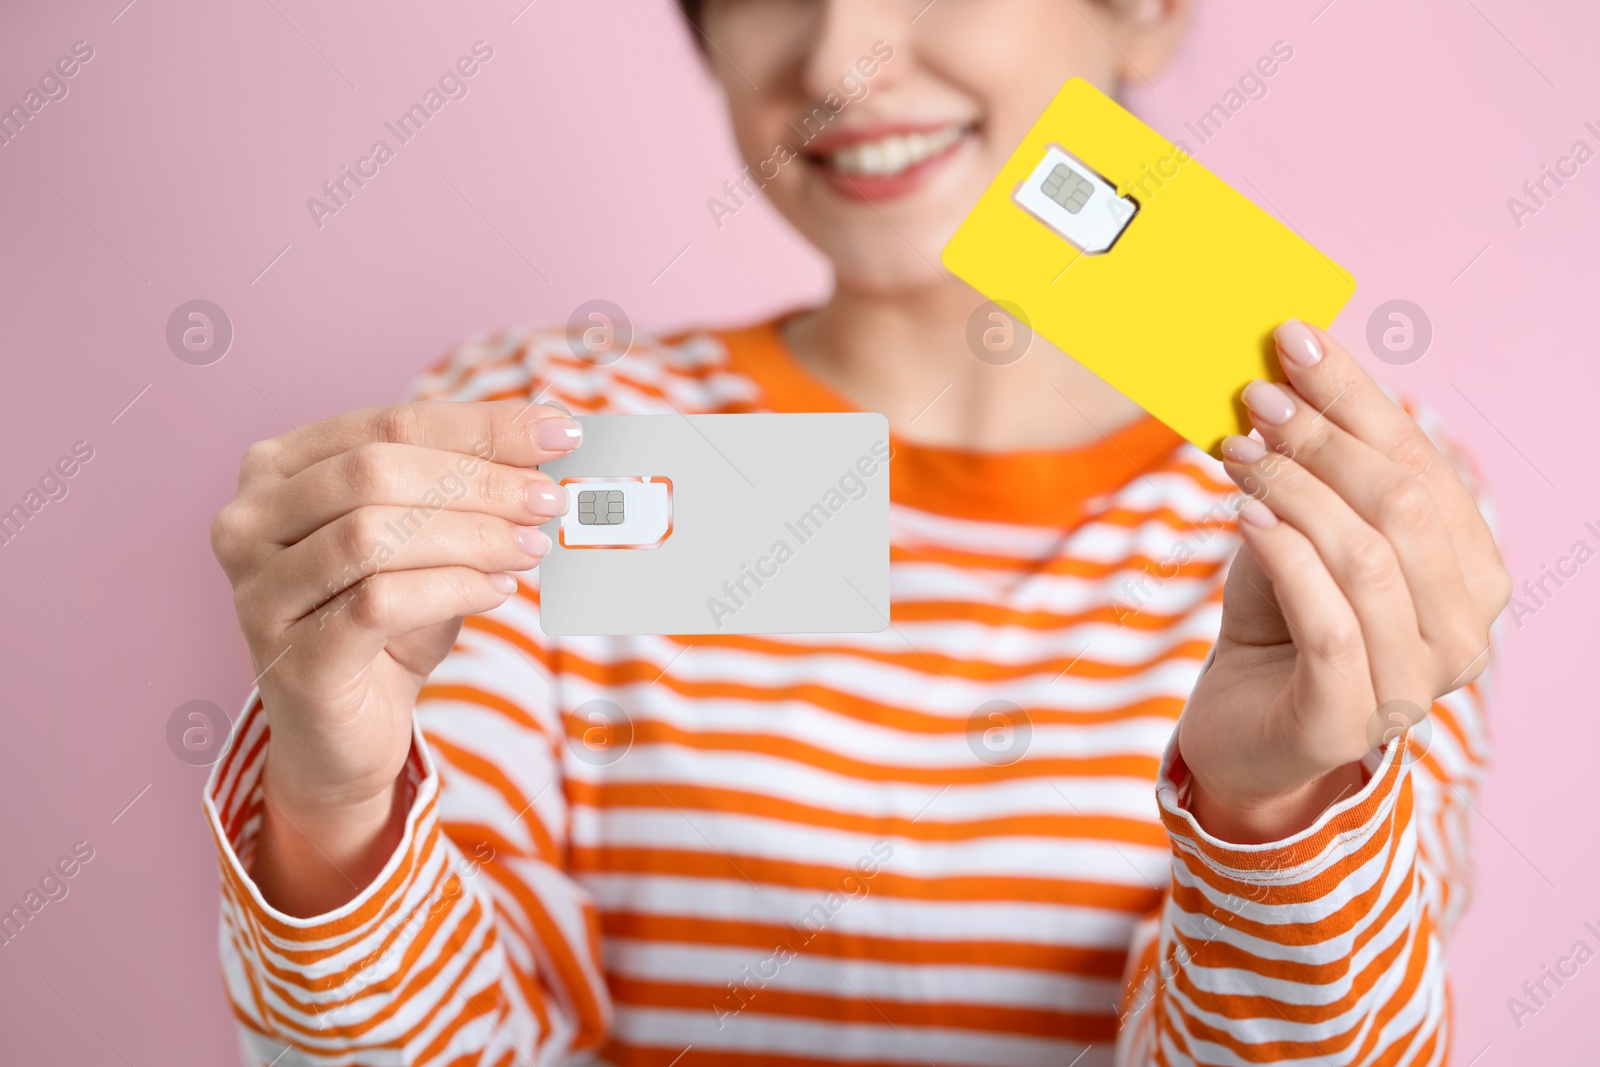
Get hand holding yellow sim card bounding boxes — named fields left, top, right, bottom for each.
left=942, top=78, right=1356, bottom=457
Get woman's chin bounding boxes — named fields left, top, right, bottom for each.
left=819, top=241, right=964, bottom=297
left=776, top=161, right=988, bottom=293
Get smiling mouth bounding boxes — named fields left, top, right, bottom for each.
left=811, top=124, right=974, bottom=179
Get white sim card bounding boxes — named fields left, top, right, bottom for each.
left=1012, top=145, right=1138, bottom=255
left=537, top=414, right=890, bottom=636
left=556, top=476, right=674, bottom=549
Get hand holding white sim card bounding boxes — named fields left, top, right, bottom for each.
left=537, top=413, right=891, bottom=637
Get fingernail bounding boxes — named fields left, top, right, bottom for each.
left=534, top=417, right=582, bottom=451
left=1221, top=434, right=1268, bottom=463
left=1238, top=498, right=1279, bottom=529
left=1243, top=380, right=1296, bottom=426
left=1275, top=320, right=1322, bottom=367
left=489, top=572, right=518, bottom=594
left=514, top=526, right=552, bottom=556
left=528, top=481, right=569, bottom=516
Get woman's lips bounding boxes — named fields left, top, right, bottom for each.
left=806, top=122, right=974, bottom=203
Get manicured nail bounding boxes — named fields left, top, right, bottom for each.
left=514, top=526, right=552, bottom=556
left=1243, top=380, right=1296, bottom=426
left=1238, top=498, right=1279, bottom=529
left=534, top=417, right=582, bottom=451
left=528, top=481, right=569, bottom=516
left=1275, top=320, right=1322, bottom=367
left=1221, top=434, right=1268, bottom=463
left=489, top=572, right=518, bottom=594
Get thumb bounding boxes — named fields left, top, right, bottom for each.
left=1217, top=542, right=1292, bottom=647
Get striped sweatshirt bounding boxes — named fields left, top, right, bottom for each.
left=205, top=319, right=1491, bottom=1066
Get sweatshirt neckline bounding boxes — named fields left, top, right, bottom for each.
left=715, top=318, right=1185, bottom=528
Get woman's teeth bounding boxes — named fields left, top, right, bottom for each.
left=827, top=126, right=965, bottom=177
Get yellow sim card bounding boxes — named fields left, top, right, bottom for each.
left=942, top=78, right=1356, bottom=457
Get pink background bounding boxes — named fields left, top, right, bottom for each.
left=1, top=0, right=1595, bottom=1061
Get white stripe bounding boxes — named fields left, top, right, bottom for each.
left=606, top=937, right=1123, bottom=1011
left=609, top=1005, right=1109, bottom=1066
left=580, top=874, right=1149, bottom=948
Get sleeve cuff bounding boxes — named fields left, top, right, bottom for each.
left=202, top=691, right=439, bottom=931
left=1156, top=659, right=1413, bottom=882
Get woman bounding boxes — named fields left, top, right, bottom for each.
left=206, top=1, right=1507, bottom=1063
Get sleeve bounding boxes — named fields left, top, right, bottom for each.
left=203, top=330, right=614, bottom=1066
left=1113, top=407, right=1495, bottom=1066
left=204, top=607, right=609, bottom=1067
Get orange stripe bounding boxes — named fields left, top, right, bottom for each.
left=601, top=1042, right=1093, bottom=1067
left=496, top=639, right=1208, bottom=733
left=559, top=716, right=1164, bottom=786
left=607, top=974, right=1119, bottom=1042
left=886, top=595, right=1223, bottom=633
left=572, top=845, right=1160, bottom=911
left=477, top=860, right=611, bottom=1051
left=1172, top=885, right=1409, bottom=1025
left=255, top=888, right=492, bottom=1041
left=566, top=779, right=1173, bottom=849
left=1161, top=742, right=1408, bottom=870
left=887, top=542, right=1232, bottom=580
left=427, top=734, right=562, bottom=862
left=598, top=912, right=1132, bottom=976
left=1167, top=782, right=1404, bottom=924
left=629, top=633, right=1214, bottom=685
left=252, top=846, right=464, bottom=993
left=672, top=627, right=1209, bottom=675
left=419, top=682, right=550, bottom=736
left=218, top=718, right=270, bottom=837
left=210, top=784, right=446, bottom=954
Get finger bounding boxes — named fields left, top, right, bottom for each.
left=1214, top=538, right=1291, bottom=648
left=1268, top=320, right=1502, bottom=602
left=287, top=567, right=519, bottom=678
left=246, top=443, right=570, bottom=548
left=241, top=399, right=582, bottom=485
left=250, top=505, right=550, bottom=624
left=1222, top=441, right=1428, bottom=709
left=1229, top=380, right=1476, bottom=665
left=1232, top=500, right=1376, bottom=742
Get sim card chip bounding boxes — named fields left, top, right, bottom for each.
left=577, top=489, right=625, bottom=525
left=1041, top=163, right=1093, bottom=214
left=1012, top=145, right=1138, bottom=255
left=556, top=476, right=672, bottom=549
